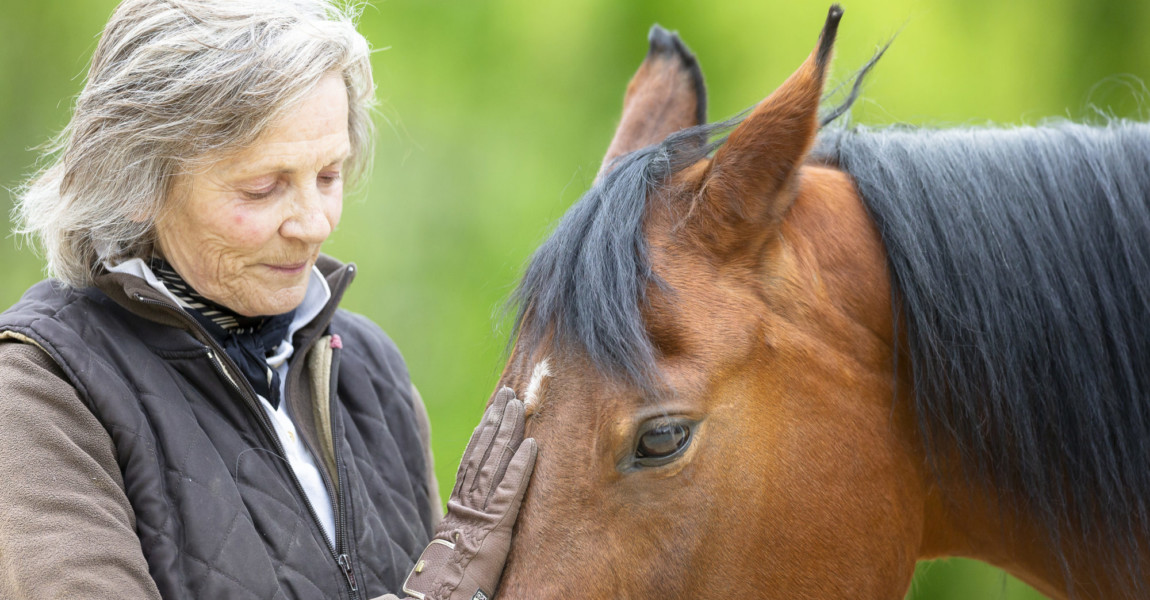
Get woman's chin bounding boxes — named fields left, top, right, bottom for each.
left=236, top=265, right=314, bottom=315
left=262, top=292, right=308, bottom=317
left=225, top=286, right=307, bottom=317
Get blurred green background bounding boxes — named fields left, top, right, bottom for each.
left=3, top=1, right=1147, bottom=598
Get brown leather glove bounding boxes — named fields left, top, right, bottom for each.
left=402, top=387, right=537, bottom=600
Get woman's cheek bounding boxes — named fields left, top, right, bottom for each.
left=226, top=203, right=283, bottom=248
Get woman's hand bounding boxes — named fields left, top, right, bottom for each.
left=402, top=387, right=537, bottom=600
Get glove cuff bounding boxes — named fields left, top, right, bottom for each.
left=402, top=539, right=456, bottom=599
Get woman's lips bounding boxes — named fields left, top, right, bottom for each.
left=264, top=261, right=309, bottom=275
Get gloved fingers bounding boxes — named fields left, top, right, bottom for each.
left=462, top=388, right=514, bottom=461
left=455, top=423, right=495, bottom=499
left=453, top=387, right=515, bottom=498
left=471, top=397, right=525, bottom=499
left=489, top=386, right=516, bottom=420
left=486, top=437, right=538, bottom=513
left=453, top=420, right=492, bottom=499
left=462, top=395, right=519, bottom=499
left=481, top=396, right=528, bottom=502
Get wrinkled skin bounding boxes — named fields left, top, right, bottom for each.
left=491, top=9, right=1115, bottom=600
left=155, top=72, right=348, bottom=317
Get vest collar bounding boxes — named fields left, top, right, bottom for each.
left=94, top=254, right=357, bottom=345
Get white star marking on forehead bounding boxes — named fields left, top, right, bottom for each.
left=523, top=358, right=552, bottom=417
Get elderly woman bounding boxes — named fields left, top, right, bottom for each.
left=0, top=1, right=534, bottom=599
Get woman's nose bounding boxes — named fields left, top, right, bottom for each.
left=281, top=185, right=335, bottom=244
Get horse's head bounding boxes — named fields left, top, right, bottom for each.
left=496, top=7, right=926, bottom=598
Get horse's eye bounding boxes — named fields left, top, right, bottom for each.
left=635, top=421, right=691, bottom=465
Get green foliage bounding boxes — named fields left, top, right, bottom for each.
left=2, top=2, right=1146, bottom=598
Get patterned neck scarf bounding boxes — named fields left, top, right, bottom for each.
left=151, top=258, right=295, bottom=408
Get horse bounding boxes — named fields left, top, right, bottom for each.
left=492, top=5, right=1150, bottom=598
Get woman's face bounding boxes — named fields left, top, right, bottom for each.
left=155, top=72, right=349, bottom=317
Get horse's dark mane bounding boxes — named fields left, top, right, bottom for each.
left=814, top=121, right=1150, bottom=589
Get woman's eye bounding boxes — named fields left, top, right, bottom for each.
left=318, top=172, right=342, bottom=186
left=241, top=182, right=278, bottom=199
left=636, top=422, right=691, bottom=461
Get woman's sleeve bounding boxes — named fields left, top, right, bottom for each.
left=0, top=341, right=161, bottom=600
left=411, top=383, right=444, bottom=526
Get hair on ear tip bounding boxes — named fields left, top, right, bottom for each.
left=817, top=4, right=844, bottom=69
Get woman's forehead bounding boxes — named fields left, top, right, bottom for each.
left=215, top=75, right=351, bottom=177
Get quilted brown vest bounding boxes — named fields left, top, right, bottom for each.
left=0, top=259, right=433, bottom=599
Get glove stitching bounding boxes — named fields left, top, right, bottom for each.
left=481, top=443, right=516, bottom=511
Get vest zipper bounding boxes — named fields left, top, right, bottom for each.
left=337, top=553, right=358, bottom=593
left=327, top=346, right=359, bottom=596
left=132, top=293, right=360, bottom=600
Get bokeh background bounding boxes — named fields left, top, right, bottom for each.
left=3, top=1, right=1148, bottom=598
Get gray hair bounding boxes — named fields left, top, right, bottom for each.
left=13, top=0, right=376, bottom=287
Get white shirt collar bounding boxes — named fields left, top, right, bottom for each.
left=104, top=257, right=333, bottom=347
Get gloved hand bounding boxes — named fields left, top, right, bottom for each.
left=402, top=387, right=537, bottom=600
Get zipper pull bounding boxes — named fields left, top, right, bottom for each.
left=337, top=553, right=359, bottom=592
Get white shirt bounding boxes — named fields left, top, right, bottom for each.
left=106, top=258, right=338, bottom=546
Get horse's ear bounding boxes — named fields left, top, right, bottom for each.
left=597, top=25, right=707, bottom=179
left=696, top=5, right=842, bottom=255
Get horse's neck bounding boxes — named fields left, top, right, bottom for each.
left=785, top=164, right=1138, bottom=600
left=920, top=444, right=1150, bottom=600
left=918, top=478, right=1079, bottom=598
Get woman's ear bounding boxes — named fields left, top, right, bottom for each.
left=693, top=5, right=842, bottom=257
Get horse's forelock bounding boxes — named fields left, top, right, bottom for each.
left=510, top=120, right=741, bottom=393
